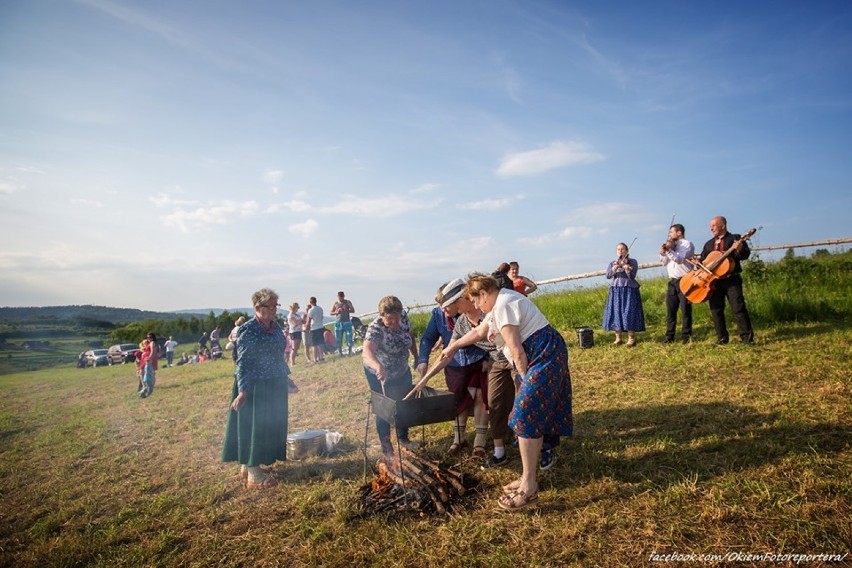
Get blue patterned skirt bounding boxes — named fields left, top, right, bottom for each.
left=509, top=326, right=573, bottom=439
left=602, top=286, right=646, bottom=331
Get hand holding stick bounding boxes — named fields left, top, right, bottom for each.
left=404, top=358, right=451, bottom=400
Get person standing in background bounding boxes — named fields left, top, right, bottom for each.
left=163, top=336, right=179, bottom=367
left=286, top=303, right=304, bottom=366
left=227, top=316, right=247, bottom=363
left=330, top=291, right=355, bottom=356
left=306, top=297, right=325, bottom=363
left=508, top=261, right=538, bottom=296
left=602, top=242, right=646, bottom=347
left=660, top=224, right=695, bottom=344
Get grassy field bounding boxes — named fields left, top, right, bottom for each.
left=1, top=258, right=850, bottom=567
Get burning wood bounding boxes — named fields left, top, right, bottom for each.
left=357, top=448, right=473, bottom=517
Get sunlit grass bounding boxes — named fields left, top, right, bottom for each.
left=1, top=252, right=850, bottom=566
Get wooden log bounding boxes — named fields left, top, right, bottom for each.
left=399, top=459, right=448, bottom=502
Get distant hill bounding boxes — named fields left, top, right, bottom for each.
left=0, top=305, right=195, bottom=325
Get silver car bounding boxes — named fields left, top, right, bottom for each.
left=84, top=349, right=109, bottom=367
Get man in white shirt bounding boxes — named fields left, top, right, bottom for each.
left=660, top=223, right=695, bottom=344
left=163, top=336, right=179, bottom=366
left=307, top=297, right=325, bottom=363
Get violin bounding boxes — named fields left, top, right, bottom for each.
left=660, top=238, right=676, bottom=253
left=613, top=255, right=632, bottom=272
left=679, top=228, right=756, bottom=303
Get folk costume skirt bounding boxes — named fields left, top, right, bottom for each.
left=222, top=375, right=288, bottom=466
left=602, top=286, right=646, bottom=332
left=509, top=326, right=573, bottom=439
left=444, top=361, right=486, bottom=416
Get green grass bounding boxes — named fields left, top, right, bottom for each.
left=1, top=253, right=850, bottom=567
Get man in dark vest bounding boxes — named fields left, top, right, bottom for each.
left=700, top=216, right=754, bottom=345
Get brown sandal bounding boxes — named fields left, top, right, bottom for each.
left=447, top=440, right=469, bottom=457
left=498, top=489, right=539, bottom=511
left=472, top=446, right=487, bottom=459
left=246, top=475, right=278, bottom=489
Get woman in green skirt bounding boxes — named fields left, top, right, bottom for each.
left=222, top=288, right=290, bottom=489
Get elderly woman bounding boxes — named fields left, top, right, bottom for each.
left=362, top=296, right=420, bottom=456
left=442, top=275, right=573, bottom=512
left=412, top=277, right=516, bottom=468
left=416, top=279, right=488, bottom=457
left=221, top=288, right=290, bottom=489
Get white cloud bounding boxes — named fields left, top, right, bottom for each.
left=569, top=202, right=651, bottom=225
left=496, top=141, right=604, bottom=177
left=458, top=196, right=521, bottom=211
left=321, top=195, right=440, bottom=217
left=289, top=218, right=318, bottom=238
left=267, top=200, right=312, bottom=213
left=410, top=183, right=440, bottom=194
left=517, top=226, right=594, bottom=246
left=150, top=191, right=198, bottom=208
left=263, top=169, right=284, bottom=184
left=161, top=200, right=259, bottom=233
left=0, top=181, right=19, bottom=195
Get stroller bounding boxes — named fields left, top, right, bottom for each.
left=351, top=316, right=368, bottom=342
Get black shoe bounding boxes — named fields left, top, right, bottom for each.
left=481, top=454, right=509, bottom=470
left=715, top=338, right=729, bottom=346
left=663, top=337, right=675, bottom=344
left=539, top=448, right=556, bottom=470
left=681, top=336, right=691, bottom=345
left=742, top=338, right=754, bottom=345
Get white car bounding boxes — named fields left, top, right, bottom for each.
left=84, top=349, right=109, bottom=367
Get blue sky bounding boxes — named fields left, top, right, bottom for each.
left=1, top=0, right=850, bottom=314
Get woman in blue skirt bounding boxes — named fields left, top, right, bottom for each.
left=602, top=242, right=646, bottom=346
left=442, top=275, right=572, bottom=512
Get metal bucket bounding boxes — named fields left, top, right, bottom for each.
left=371, top=389, right=456, bottom=429
left=576, top=327, right=594, bottom=349
left=287, top=429, right=326, bottom=460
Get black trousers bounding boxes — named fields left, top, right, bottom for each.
left=666, top=278, right=693, bottom=340
left=708, top=274, right=754, bottom=343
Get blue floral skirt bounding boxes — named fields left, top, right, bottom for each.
left=509, top=326, right=573, bottom=439
left=602, top=286, right=646, bottom=331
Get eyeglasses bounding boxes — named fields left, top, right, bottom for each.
left=262, top=303, right=281, bottom=309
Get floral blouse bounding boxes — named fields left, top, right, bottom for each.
left=364, top=313, right=413, bottom=382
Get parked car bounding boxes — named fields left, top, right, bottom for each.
left=107, top=343, right=141, bottom=365
left=85, top=349, right=109, bottom=367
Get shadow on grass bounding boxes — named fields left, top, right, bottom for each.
left=764, top=321, right=851, bottom=341
left=553, top=402, right=849, bottom=495
left=288, top=401, right=849, bottom=507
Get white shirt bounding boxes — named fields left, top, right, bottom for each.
left=485, top=288, right=549, bottom=363
left=307, top=305, right=325, bottom=331
left=661, top=238, right=695, bottom=279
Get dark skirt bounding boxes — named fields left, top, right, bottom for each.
left=509, top=326, right=573, bottom=439
left=444, top=361, right=485, bottom=416
left=221, top=376, right=288, bottom=466
left=602, top=286, right=646, bottom=331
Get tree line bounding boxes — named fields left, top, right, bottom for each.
left=107, top=310, right=251, bottom=346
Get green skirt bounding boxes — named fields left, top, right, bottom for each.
left=221, top=376, right=288, bottom=466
